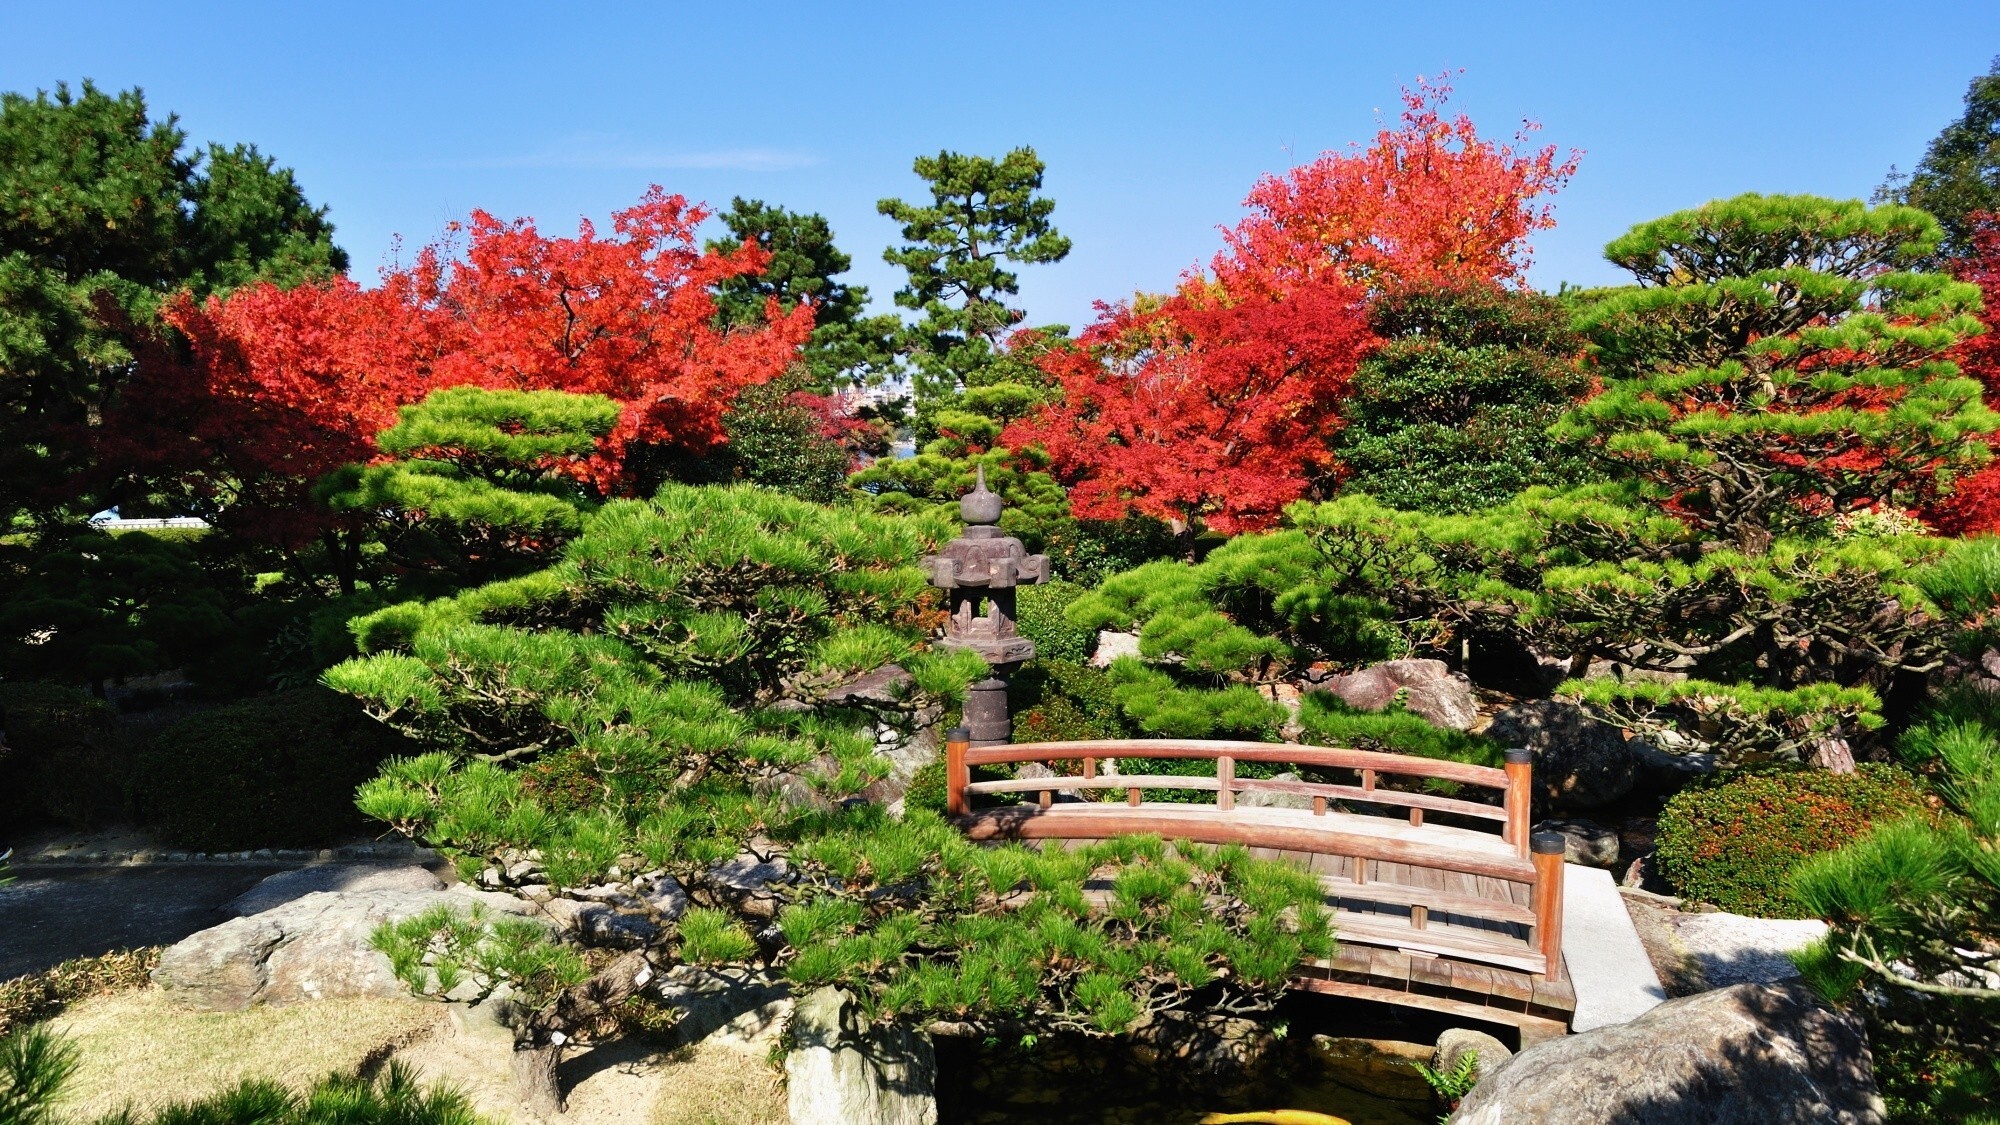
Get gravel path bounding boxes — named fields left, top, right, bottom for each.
left=0, top=865, right=289, bottom=981
left=1669, top=911, right=1828, bottom=988
left=1615, top=890, right=1828, bottom=994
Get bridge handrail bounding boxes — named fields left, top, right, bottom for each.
left=949, top=737, right=1536, bottom=858
left=945, top=733, right=1564, bottom=982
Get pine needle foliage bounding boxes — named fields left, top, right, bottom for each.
left=1558, top=194, right=1995, bottom=552
left=781, top=814, right=1331, bottom=1034
left=334, top=478, right=1338, bottom=1039
left=1787, top=684, right=2000, bottom=1122
left=0, top=1025, right=75, bottom=1125
left=319, top=386, right=620, bottom=588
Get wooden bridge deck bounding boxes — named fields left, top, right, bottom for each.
left=945, top=735, right=1577, bottom=1042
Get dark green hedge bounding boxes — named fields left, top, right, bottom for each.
left=133, top=687, right=414, bottom=850
left=0, top=681, right=130, bottom=828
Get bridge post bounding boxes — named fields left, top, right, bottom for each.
left=1532, top=830, right=1567, bottom=982
left=1503, top=748, right=1533, bottom=859
left=946, top=726, right=972, bottom=817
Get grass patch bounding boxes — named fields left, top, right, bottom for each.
left=650, top=1042, right=787, bottom=1125
left=45, top=992, right=444, bottom=1120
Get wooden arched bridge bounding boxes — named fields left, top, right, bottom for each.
left=944, top=735, right=1578, bottom=1043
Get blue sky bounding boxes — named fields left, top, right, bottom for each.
left=4, top=2, right=1997, bottom=328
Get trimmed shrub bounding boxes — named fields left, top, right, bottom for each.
left=0, top=682, right=130, bottom=829
left=1655, top=764, right=1928, bottom=917
left=1011, top=660, right=1127, bottom=744
left=133, top=687, right=416, bottom=850
left=1015, top=580, right=1095, bottom=664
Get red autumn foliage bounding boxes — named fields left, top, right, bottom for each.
left=1006, top=78, right=1573, bottom=534
left=101, top=188, right=811, bottom=544
left=1002, top=281, right=1376, bottom=534
left=1923, top=214, right=2000, bottom=536
left=1215, top=74, right=1579, bottom=296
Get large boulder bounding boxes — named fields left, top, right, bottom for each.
left=1313, top=658, right=1479, bottom=731
left=785, top=986, right=937, bottom=1125
left=224, top=864, right=445, bottom=917
left=154, top=884, right=533, bottom=1011
left=1484, top=700, right=1639, bottom=809
left=1449, top=983, right=1884, bottom=1124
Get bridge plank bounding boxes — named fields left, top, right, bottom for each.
left=1331, top=913, right=1548, bottom=975
left=1368, top=948, right=1413, bottom=985
left=1318, top=876, right=1538, bottom=925
left=1488, top=971, right=1535, bottom=1005
left=1290, top=976, right=1569, bottom=1042
left=1409, top=955, right=1455, bottom=990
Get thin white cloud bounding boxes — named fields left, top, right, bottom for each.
left=429, top=146, right=819, bottom=172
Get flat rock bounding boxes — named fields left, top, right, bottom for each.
left=1450, top=983, right=1883, bottom=1124
left=154, top=887, right=534, bottom=1011
left=636, top=873, right=689, bottom=921
left=708, top=853, right=790, bottom=893
left=1535, top=818, right=1621, bottom=868
left=823, top=664, right=913, bottom=706
left=541, top=898, right=660, bottom=949
left=655, top=964, right=792, bottom=1051
left=786, top=986, right=936, bottom=1125
left=1090, top=630, right=1142, bottom=668
left=224, top=864, right=445, bottom=917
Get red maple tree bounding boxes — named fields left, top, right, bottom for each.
left=1216, top=74, right=1579, bottom=296
left=1002, top=280, right=1375, bottom=535
left=102, top=188, right=811, bottom=544
left=1005, top=78, right=1573, bottom=534
left=1924, top=213, right=2000, bottom=535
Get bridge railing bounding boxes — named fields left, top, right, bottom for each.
left=945, top=735, right=1565, bottom=979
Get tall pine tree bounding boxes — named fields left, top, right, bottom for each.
left=877, top=148, right=1070, bottom=423
left=707, top=198, right=899, bottom=391
left=1557, top=194, right=1994, bottom=552
left=0, top=81, right=345, bottom=523
left=1881, top=57, right=2000, bottom=264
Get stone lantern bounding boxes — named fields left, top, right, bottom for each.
left=923, top=467, right=1050, bottom=747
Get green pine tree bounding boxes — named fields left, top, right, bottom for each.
left=877, top=147, right=1071, bottom=427
left=1556, top=194, right=1993, bottom=553
left=707, top=197, right=900, bottom=392
left=318, top=386, right=618, bottom=592
left=1881, top=56, right=2000, bottom=263
left=0, top=81, right=345, bottom=524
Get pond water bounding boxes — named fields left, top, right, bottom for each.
left=934, top=1034, right=1434, bottom=1125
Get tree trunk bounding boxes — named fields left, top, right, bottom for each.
left=512, top=1043, right=566, bottom=1117
left=1809, top=737, right=1857, bottom=774
left=510, top=951, right=653, bottom=1116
